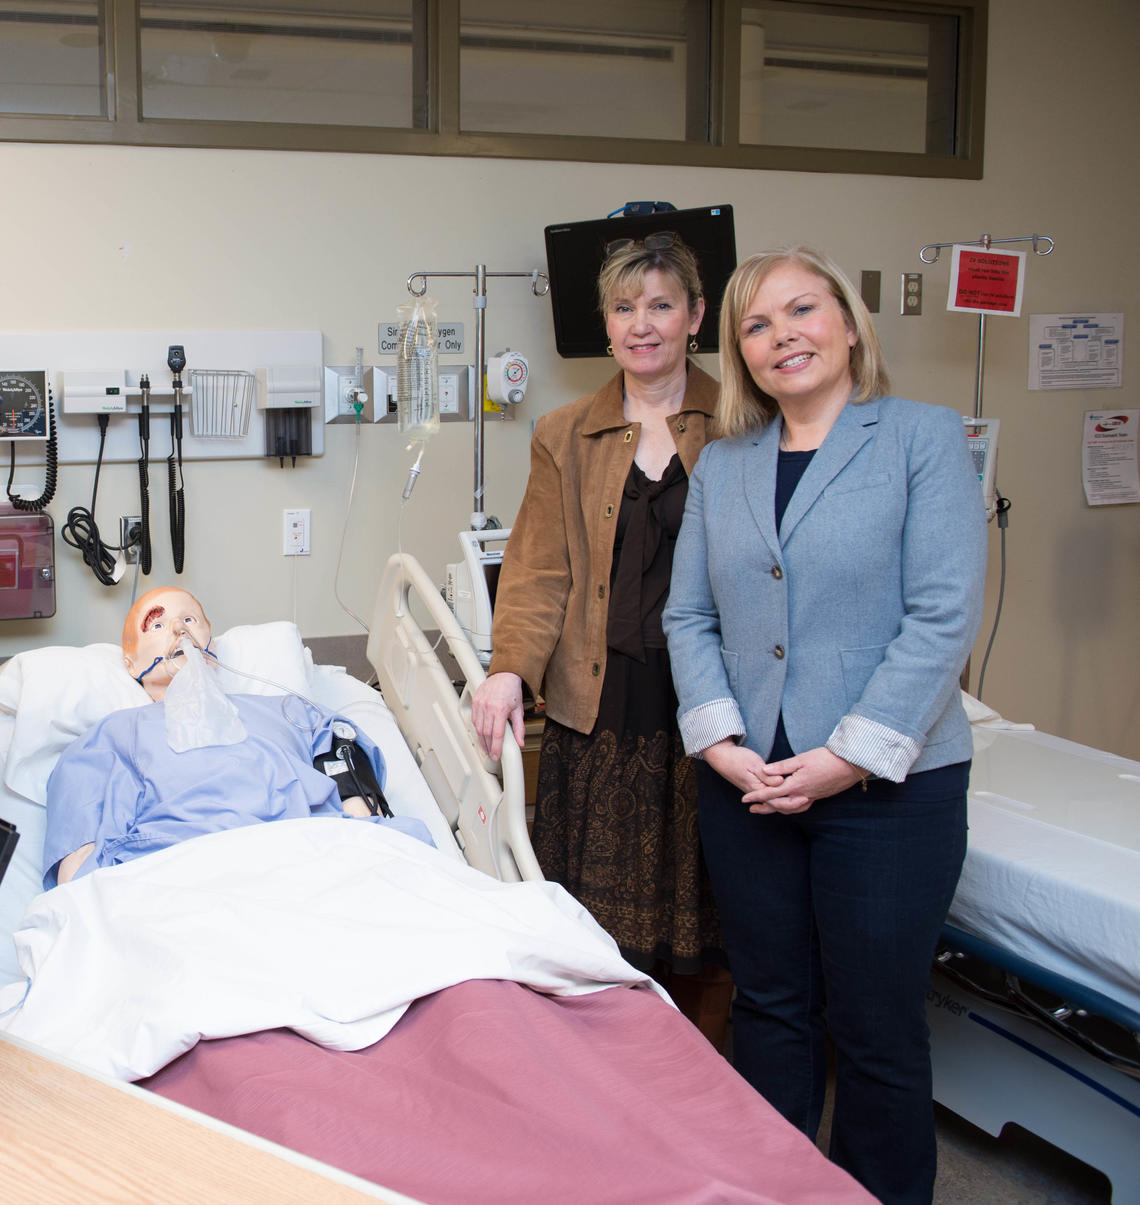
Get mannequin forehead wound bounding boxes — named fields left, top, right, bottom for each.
left=122, top=587, right=208, bottom=655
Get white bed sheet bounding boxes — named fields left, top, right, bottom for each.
left=0, top=816, right=655, bottom=1080
left=952, top=723, right=1140, bottom=1015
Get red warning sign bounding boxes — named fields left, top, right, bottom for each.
left=947, top=246, right=1026, bottom=317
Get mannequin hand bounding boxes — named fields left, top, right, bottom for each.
left=57, top=842, right=95, bottom=884
left=703, top=739, right=784, bottom=797
left=342, top=795, right=371, bottom=818
left=471, top=671, right=526, bottom=760
left=744, top=746, right=865, bottom=815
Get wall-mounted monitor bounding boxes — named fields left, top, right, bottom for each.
left=543, top=205, right=737, bottom=359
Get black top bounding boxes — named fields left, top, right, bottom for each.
left=770, top=449, right=816, bottom=762
left=607, top=453, right=688, bottom=660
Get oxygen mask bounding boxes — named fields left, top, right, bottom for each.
left=164, top=635, right=247, bottom=753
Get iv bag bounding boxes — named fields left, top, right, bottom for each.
left=395, top=295, right=441, bottom=440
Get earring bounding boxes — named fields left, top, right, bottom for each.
left=606, top=343, right=614, bottom=356
left=689, top=336, right=699, bottom=352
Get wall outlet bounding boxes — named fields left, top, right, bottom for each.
left=901, top=272, right=923, bottom=316
left=438, top=365, right=472, bottom=420
left=283, top=508, right=311, bottom=556
left=120, top=515, right=142, bottom=564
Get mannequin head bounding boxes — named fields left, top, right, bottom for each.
left=122, top=586, right=211, bottom=701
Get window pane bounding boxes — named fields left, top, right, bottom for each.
left=460, top=0, right=706, bottom=141
left=740, top=3, right=959, bottom=155
left=0, top=0, right=104, bottom=116
left=140, top=0, right=417, bottom=127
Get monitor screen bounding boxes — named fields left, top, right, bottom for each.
left=543, top=205, right=737, bottom=359
left=482, top=559, right=501, bottom=616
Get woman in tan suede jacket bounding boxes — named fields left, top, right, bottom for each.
left=472, top=235, right=729, bottom=1033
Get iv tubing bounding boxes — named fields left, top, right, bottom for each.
left=333, top=418, right=370, bottom=633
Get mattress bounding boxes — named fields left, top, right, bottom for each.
left=951, top=724, right=1140, bottom=1016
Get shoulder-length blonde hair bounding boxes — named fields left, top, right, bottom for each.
left=716, top=246, right=890, bottom=438
left=596, top=236, right=704, bottom=319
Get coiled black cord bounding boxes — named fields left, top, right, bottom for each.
left=6, top=398, right=58, bottom=512
left=168, top=407, right=185, bottom=573
left=60, top=415, right=123, bottom=586
left=138, top=458, right=152, bottom=575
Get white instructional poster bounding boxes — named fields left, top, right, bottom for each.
left=1030, top=313, right=1123, bottom=391
left=1082, top=409, right=1139, bottom=506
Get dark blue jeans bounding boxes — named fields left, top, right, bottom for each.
left=697, top=759, right=969, bottom=1205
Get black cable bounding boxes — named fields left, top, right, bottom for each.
left=168, top=407, right=185, bottom=574
left=976, top=493, right=1012, bottom=701
left=60, top=415, right=123, bottom=587
left=138, top=373, right=153, bottom=575
left=138, top=458, right=152, bottom=574
left=6, top=397, right=58, bottom=512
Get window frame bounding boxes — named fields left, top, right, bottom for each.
left=0, top=0, right=987, bottom=179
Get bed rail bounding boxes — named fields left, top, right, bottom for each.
left=366, top=553, right=540, bottom=883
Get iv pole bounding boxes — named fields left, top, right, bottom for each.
left=917, top=231, right=1055, bottom=699
left=917, top=232, right=1055, bottom=419
left=406, top=265, right=549, bottom=530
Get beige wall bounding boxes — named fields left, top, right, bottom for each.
left=1, top=0, right=1137, bottom=758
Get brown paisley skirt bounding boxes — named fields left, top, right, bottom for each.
left=533, top=646, right=723, bottom=974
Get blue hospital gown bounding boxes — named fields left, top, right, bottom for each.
left=42, top=694, right=431, bottom=889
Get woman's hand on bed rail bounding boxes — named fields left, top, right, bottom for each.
left=472, top=672, right=526, bottom=761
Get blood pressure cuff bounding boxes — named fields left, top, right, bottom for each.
left=314, top=730, right=393, bottom=818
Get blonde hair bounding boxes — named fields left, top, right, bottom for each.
left=716, top=246, right=890, bottom=438
left=596, top=235, right=704, bottom=320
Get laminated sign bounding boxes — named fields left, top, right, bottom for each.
left=947, top=246, right=1026, bottom=317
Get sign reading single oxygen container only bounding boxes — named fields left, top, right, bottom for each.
left=379, top=322, right=465, bottom=355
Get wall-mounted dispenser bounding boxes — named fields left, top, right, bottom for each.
left=257, top=364, right=320, bottom=466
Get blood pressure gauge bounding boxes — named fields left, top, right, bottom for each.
left=0, top=371, right=50, bottom=440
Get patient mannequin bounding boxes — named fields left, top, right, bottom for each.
left=47, top=585, right=427, bottom=887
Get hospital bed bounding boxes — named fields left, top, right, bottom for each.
left=0, top=553, right=872, bottom=1205
left=929, top=701, right=1140, bottom=1203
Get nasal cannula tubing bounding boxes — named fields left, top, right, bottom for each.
left=166, top=638, right=334, bottom=734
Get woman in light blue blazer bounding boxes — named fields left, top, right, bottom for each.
left=663, top=247, right=987, bottom=1205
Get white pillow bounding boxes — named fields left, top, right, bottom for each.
left=0, top=644, right=149, bottom=806
left=0, top=622, right=314, bottom=806
left=212, top=621, right=312, bottom=698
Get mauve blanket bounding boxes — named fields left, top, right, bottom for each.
left=145, top=978, right=875, bottom=1205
